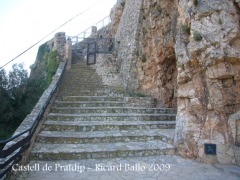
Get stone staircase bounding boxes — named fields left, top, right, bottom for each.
left=30, top=62, right=176, bottom=162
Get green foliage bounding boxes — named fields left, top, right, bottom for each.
left=182, top=25, right=191, bottom=35
left=141, top=54, right=147, bottom=63
left=0, top=64, right=29, bottom=147
left=0, top=58, right=58, bottom=147
left=0, top=43, right=60, bottom=149
left=46, top=50, right=58, bottom=86
left=36, top=42, right=48, bottom=62
left=193, top=31, right=203, bottom=41
left=193, top=0, right=198, bottom=7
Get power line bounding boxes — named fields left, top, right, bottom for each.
left=0, top=0, right=103, bottom=70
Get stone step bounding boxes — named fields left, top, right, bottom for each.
left=51, top=107, right=176, bottom=114
left=47, top=113, right=176, bottom=121
left=61, top=96, right=125, bottom=101
left=60, top=96, right=154, bottom=102
left=36, top=129, right=174, bottom=144
left=59, top=78, right=103, bottom=82
left=58, top=84, right=105, bottom=87
left=53, top=101, right=129, bottom=107
left=30, top=141, right=175, bottom=160
left=62, top=74, right=100, bottom=78
left=54, top=99, right=156, bottom=108
left=64, top=72, right=97, bottom=75
left=43, top=120, right=176, bottom=132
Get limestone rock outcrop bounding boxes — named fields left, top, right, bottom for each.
left=137, top=0, right=178, bottom=108
left=174, top=0, right=240, bottom=164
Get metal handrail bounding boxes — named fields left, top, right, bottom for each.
left=69, top=16, right=111, bottom=44
left=0, top=129, right=29, bottom=144
left=0, top=61, right=67, bottom=178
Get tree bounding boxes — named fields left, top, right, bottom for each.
left=0, top=64, right=28, bottom=142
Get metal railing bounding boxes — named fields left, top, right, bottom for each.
left=70, top=16, right=111, bottom=45
left=0, top=62, right=67, bottom=178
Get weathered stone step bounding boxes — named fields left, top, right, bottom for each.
left=30, top=141, right=175, bottom=160
left=47, top=113, right=176, bottom=121
left=60, top=96, right=154, bottom=102
left=62, top=77, right=101, bottom=84
left=43, top=120, right=176, bottom=132
left=68, top=88, right=125, bottom=94
left=62, top=74, right=100, bottom=78
left=61, top=96, right=125, bottom=101
left=53, top=101, right=128, bottom=107
left=51, top=107, right=176, bottom=114
left=59, top=85, right=104, bottom=88
left=62, top=73, right=99, bottom=76
left=36, top=129, right=174, bottom=144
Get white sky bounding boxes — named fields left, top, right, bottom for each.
left=0, top=0, right=117, bottom=73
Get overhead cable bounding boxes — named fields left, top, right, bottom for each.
left=0, top=0, right=103, bottom=70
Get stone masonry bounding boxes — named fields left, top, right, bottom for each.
left=114, top=0, right=143, bottom=90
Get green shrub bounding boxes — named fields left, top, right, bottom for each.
left=193, top=31, right=202, bottom=41
left=193, top=0, right=198, bottom=7
left=36, top=43, right=48, bottom=62
left=46, top=50, right=58, bottom=86
left=182, top=25, right=191, bottom=35
left=141, top=54, right=147, bottom=63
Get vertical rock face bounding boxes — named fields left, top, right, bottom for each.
left=174, top=0, right=240, bottom=163
left=137, top=0, right=178, bottom=107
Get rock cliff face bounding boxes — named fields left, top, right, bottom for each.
left=109, top=0, right=240, bottom=164
left=137, top=0, right=178, bottom=108
left=174, top=0, right=240, bottom=164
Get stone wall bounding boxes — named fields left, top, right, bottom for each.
left=114, top=0, right=143, bottom=90
left=174, top=0, right=240, bottom=164
left=110, top=0, right=125, bottom=36
left=52, top=32, right=66, bottom=59
left=73, top=24, right=123, bottom=88
left=91, top=53, right=122, bottom=87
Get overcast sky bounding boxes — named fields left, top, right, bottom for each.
left=0, top=0, right=116, bottom=73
